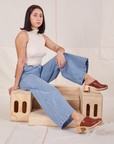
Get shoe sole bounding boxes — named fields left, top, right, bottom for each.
left=83, top=85, right=108, bottom=92
left=76, top=120, right=102, bottom=134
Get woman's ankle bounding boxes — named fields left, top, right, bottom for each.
left=84, top=73, right=95, bottom=85
left=70, top=111, right=85, bottom=126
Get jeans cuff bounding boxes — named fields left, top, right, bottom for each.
left=59, top=109, right=76, bottom=129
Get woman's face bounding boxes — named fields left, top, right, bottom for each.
left=30, top=8, right=43, bottom=29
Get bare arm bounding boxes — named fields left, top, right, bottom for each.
left=42, top=34, right=65, bottom=54
left=9, top=31, right=28, bottom=95
left=42, top=34, right=66, bottom=69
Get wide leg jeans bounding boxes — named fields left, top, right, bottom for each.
left=17, top=52, right=88, bottom=129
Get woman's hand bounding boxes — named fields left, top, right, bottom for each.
left=56, top=52, right=66, bottom=69
left=8, top=85, right=19, bottom=96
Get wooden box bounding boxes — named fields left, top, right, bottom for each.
left=80, top=88, right=103, bottom=119
left=10, top=89, right=33, bottom=122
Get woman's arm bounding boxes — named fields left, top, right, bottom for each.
left=9, top=31, right=28, bottom=95
left=42, top=34, right=66, bottom=69
left=42, top=34, right=65, bottom=54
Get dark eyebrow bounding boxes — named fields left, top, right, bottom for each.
left=34, top=13, right=43, bottom=15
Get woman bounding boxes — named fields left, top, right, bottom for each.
left=8, top=5, right=108, bottom=134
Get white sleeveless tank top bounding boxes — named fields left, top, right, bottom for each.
left=24, top=28, right=47, bottom=66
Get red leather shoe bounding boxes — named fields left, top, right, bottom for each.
left=76, top=116, right=102, bottom=134
left=83, top=80, right=108, bottom=92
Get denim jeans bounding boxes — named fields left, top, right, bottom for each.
left=16, top=52, right=88, bottom=129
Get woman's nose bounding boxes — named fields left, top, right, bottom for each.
left=37, top=16, right=41, bottom=21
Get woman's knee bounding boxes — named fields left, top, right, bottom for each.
left=19, top=80, right=29, bottom=90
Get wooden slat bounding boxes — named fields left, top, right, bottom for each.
left=29, top=109, right=80, bottom=127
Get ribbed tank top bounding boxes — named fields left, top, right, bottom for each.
left=24, top=28, right=47, bottom=66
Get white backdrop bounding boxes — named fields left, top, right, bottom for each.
left=0, top=0, right=114, bottom=99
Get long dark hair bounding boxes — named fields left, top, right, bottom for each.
left=20, top=5, right=45, bottom=34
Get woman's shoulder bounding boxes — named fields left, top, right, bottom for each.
left=15, top=30, right=29, bottom=42
left=41, top=33, right=46, bottom=38
left=17, top=30, right=28, bottom=37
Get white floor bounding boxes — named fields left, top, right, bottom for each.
left=0, top=95, right=114, bottom=144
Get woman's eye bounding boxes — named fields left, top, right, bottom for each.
left=33, top=15, right=43, bottom=17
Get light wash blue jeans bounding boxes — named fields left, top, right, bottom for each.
left=16, top=52, right=88, bottom=129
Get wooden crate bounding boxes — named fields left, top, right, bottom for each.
left=10, top=84, right=103, bottom=127
left=10, top=89, right=33, bottom=122
left=80, top=88, right=103, bottom=119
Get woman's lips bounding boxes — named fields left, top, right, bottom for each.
left=37, top=22, right=40, bottom=24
